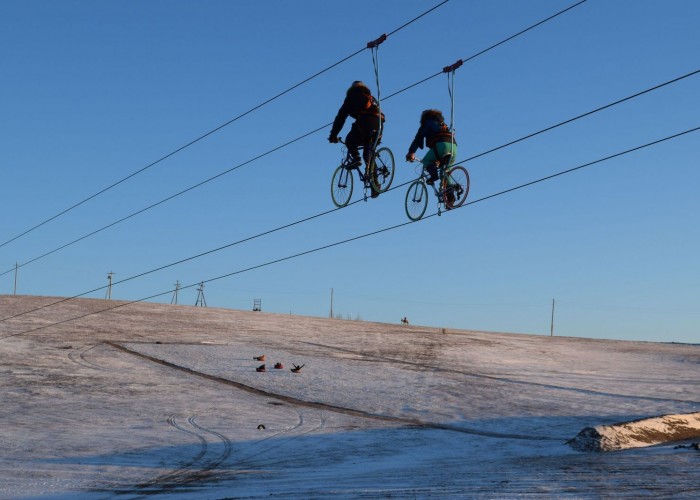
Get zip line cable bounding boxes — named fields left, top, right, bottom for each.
left=458, top=126, right=700, bottom=207
left=0, top=123, right=329, bottom=280
left=2, top=65, right=696, bottom=282
left=0, top=201, right=352, bottom=322
left=382, top=0, right=588, bottom=101
left=455, top=68, right=700, bottom=167
left=0, top=0, right=595, bottom=279
left=2, top=125, right=697, bottom=335
left=0, top=0, right=451, bottom=252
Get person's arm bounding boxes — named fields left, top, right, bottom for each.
left=329, top=100, right=350, bottom=141
left=406, top=126, right=426, bottom=160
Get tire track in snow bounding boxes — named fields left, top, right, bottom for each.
left=114, top=414, right=234, bottom=496
left=67, top=343, right=126, bottom=372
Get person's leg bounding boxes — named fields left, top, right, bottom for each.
left=435, top=142, right=459, bottom=206
left=435, top=142, right=458, bottom=169
left=357, top=114, right=381, bottom=166
left=345, top=123, right=363, bottom=165
left=421, top=149, right=438, bottom=184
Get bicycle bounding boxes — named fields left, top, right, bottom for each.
left=404, top=155, right=470, bottom=221
left=330, top=139, right=395, bottom=208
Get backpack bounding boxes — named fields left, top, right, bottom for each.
left=426, top=119, right=453, bottom=147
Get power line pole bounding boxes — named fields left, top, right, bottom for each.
left=550, top=299, right=555, bottom=337
left=171, top=280, right=180, bottom=304
left=13, top=262, right=18, bottom=295
left=105, top=271, right=115, bottom=300
left=195, top=282, right=207, bottom=307
left=329, top=288, right=334, bottom=318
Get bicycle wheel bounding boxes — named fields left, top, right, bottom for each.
left=405, top=179, right=428, bottom=221
left=331, top=165, right=354, bottom=208
left=370, top=147, right=395, bottom=193
left=442, top=166, right=470, bottom=210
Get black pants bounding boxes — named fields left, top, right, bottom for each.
left=345, top=114, right=382, bottom=164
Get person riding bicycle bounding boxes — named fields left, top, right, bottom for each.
left=328, top=81, right=385, bottom=197
left=405, top=109, right=458, bottom=204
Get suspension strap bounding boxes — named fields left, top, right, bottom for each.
left=443, top=59, right=463, bottom=159
left=367, top=34, right=387, bottom=154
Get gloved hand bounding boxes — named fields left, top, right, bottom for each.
left=405, top=152, right=415, bottom=162
left=328, top=135, right=339, bottom=144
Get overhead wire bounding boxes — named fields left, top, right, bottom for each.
left=3, top=124, right=698, bottom=339
left=0, top=0, right=451, bottom=251
left=1, top=0, right=593, bottom=279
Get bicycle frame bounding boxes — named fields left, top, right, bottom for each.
left=331, top=140, right=395, bottom=208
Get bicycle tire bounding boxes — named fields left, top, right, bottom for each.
left=405, top=179, right=428, bottom=221
left=442, top=166, right=470, bottom=210
left=370, top=147, right=395, bottom=194
left=331, top=165, right=354, bottom=208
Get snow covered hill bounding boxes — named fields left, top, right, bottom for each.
left=1, top=295, right=699, bottom=498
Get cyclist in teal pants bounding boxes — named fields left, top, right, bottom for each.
left=405, top=109, right=457, bottom=186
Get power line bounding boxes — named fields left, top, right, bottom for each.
left=0, top=0, right=451, bottom=252
left=0, top=0, right=594, bottom=279
left=3, top=125, right=697, bottom=338
left=3, top=65, right=696, bottom=281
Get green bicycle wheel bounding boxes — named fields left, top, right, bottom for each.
left=405, top=179, right=428, bottom=221
left=370, top=147, right=395, bottom=194
left=442, top=166, right=470, bottom=210
left=331, top=165, right=354, bottom=208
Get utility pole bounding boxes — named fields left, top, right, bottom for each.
left=195, top=282, right=207, bottom=307
left=329, top=288, right=334, bottom=318
left=105, top=271, right=115, bottom=300
left=13, top=262, right=18, bottom=295
left=550, top=299, right=555, bottom=337
left=171, top=280, right=180, bottom=304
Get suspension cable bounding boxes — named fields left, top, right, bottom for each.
left=368, top=35, right=387, bottom=152
left=2, top=125, right=697, bottom=335
left=443, top=59, right=463, bottom=157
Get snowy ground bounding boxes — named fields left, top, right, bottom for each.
left=1, top=295, right=699, bottom=499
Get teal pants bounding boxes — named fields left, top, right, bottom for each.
left=421, top=141, right=457, bottom=168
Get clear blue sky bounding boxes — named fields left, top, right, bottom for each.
left=1, top=0, right=698, bottom=343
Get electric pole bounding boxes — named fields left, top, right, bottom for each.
left=105, top=271, right=115, bottom=300
left=13, top=262, right=18, bottom=295
left=330, top=288, right=334, bottom=318
left=550, top=299, right=555, bottom=337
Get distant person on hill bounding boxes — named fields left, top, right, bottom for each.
left=328, top=81, right=385, bottom=197
left=405, top=109, right=457, bottom=202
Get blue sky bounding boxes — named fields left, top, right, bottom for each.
left=1, top=0, right=698, bottom=343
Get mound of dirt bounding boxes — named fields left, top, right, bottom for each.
left=568, top=412, right=700, bottom=452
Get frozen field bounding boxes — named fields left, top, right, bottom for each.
left=1, top=295, right=699, bottom=498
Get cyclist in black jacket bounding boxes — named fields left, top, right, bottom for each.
left=328, top=81, right=384, bottom=168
